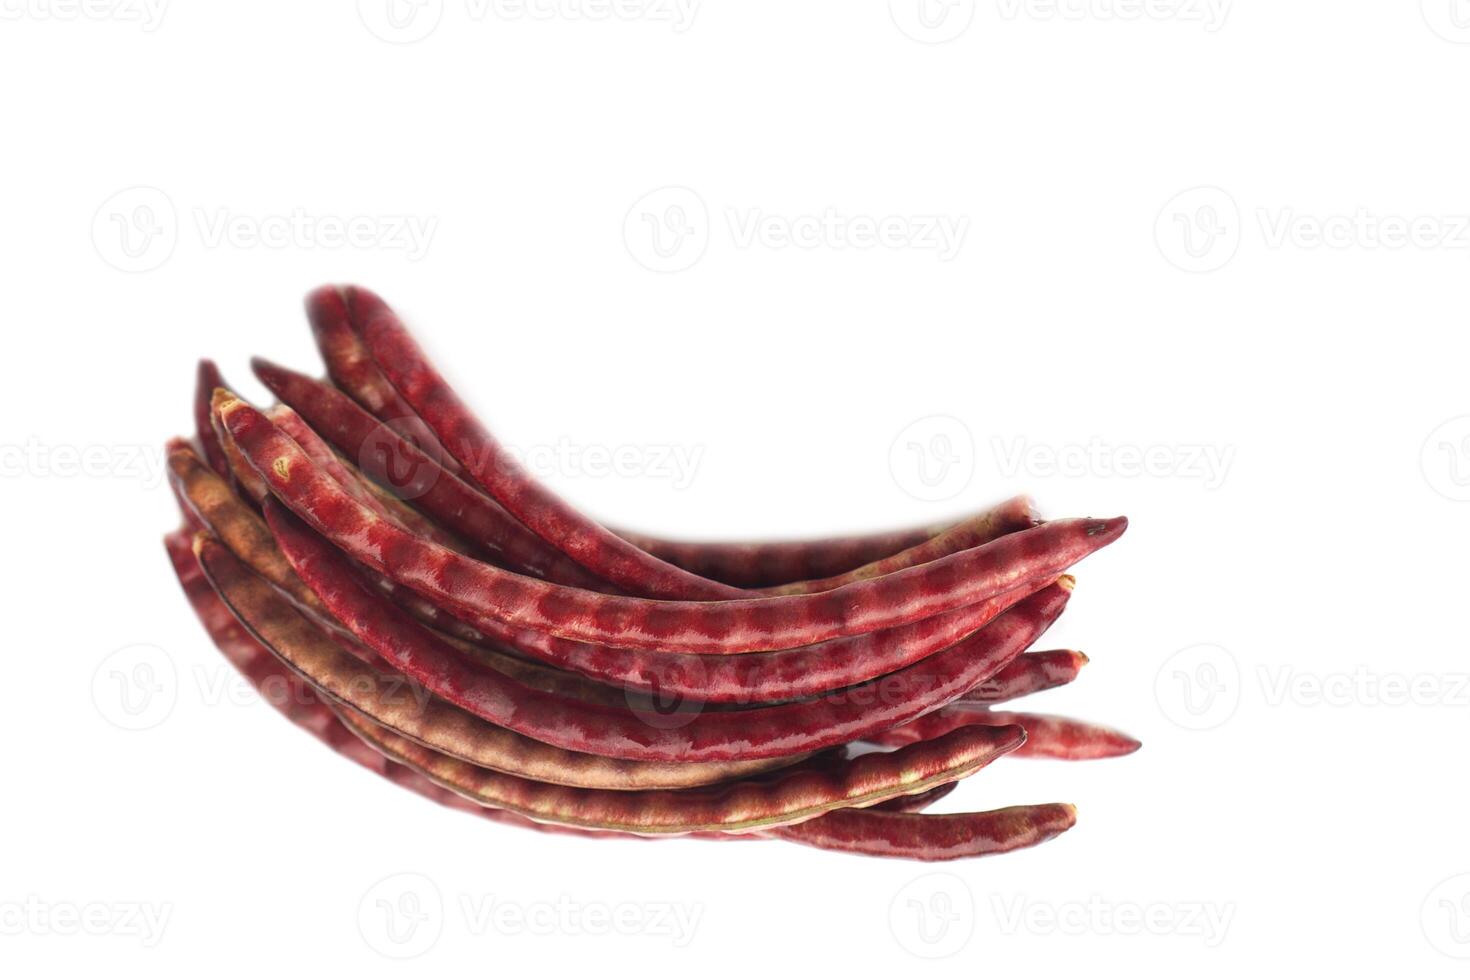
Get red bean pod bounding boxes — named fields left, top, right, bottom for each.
left=867, top=707, right=1142, bottom=760
left=221, top=394, right=1123, bottom=652
left=306, top=285, right=464, bottom=473
left=252, top=357, right=609, bottom=589
left=957, top=649, right=1090, bottom=705
left=337, top=705, right=1027, bottom=835
left=771, top=802, right=1077, bottom=861
left=196, top=533, right=809, bottom=787
left=751, top=496, right=1039, bottom=597
left=265, top=498, right=1071, bottom=762
left=353, top=287, right=747, bottom=600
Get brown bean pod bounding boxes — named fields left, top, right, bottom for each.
left=221, top=395, right=1124, bottom=652
left=193, top=360, right=231, bottom=479
left=337, top=705, right=1027, bottom=835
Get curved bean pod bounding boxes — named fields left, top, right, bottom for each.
left=252, top=357, right=609, bottom=589
left=868, top=707, right=1141, bottom=760
left=751, top=497, right=1039, bottom=597
left=265, top=499, right=1071, bottom=762
left=771, top=802, right=1077, bottom=861
left=194, top=360, right=231, bottom=479
left=337, top=705, right=1027, bottom=835
left=958, top=650, right=1090, bottom=705
left=221, top=395, right=1124, bottom=652
left=195, top=534, right=809, bottom=785
left=353, top=287, right=745, bottom=600
left=306, top=284, right=463, bottom=474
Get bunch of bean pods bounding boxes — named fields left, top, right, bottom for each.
left=162, top=284, right=1138, bottom=861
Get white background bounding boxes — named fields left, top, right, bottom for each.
left=3, top=1, right=1469, bottom=975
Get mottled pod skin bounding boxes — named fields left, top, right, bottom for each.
left=265, top=499, right=1071, bottom=762
left=252, top=357, right=609, bottom=589
left=750, top=496, right=1040, bottom=596
left=354, top=287, right=751, bottom=600
left=306, top=284, right=464, bottom=476
left=193, top=360, right=231, bottom=479
left=868, top=706, right=1142, bottom=761
left=958, top=649, right=1090, bottom=705
left=221, top=394, right=1124, bottom=652
left=337, top=705, right=1027, bottom=836
left=771, top=802, right=1078, bottom=861
left=195, top=534, right=807, bottom=788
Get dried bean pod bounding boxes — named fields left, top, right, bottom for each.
left=771, top=802, right=1077, bottom=861
left=194, top=360, right=231, bottom=479
left=265, top=500, right=1070, bottom=761
left=252, top=357, right=608, bottom=588
left=337, top=705, right=1026, bottom=835
left=306, top=285, right=463, bottom=474
left=195, top=534, right=807, bottom=785
left=209, top=388, right=271, bottom=504
left=868, top=707, right=1141, bottom=760
left=353, top=287, right=744, bottom=600
left=751, top=497, right=1039, bottom=596
left=222, top=395, right=1124, bottom=652
left=957, top=650, right=1090, bottom=705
